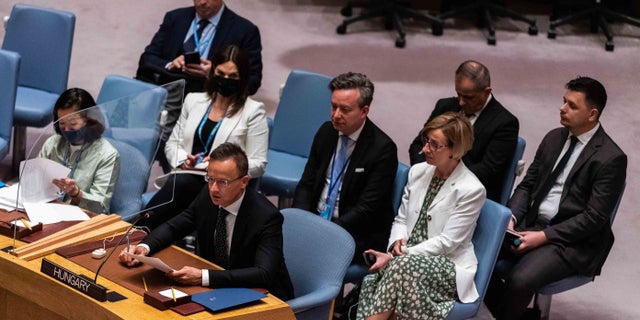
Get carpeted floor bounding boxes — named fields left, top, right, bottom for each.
left=1, top=1, right=639, bottom=319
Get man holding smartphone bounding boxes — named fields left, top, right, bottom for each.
left=137, top=0, right=262, bottom=95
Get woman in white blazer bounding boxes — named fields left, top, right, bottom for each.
left=357, top=112, right=486, bottom=320
left=141, top=45, right=268, bottom=230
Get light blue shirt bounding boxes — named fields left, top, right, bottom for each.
left=538, top=123, right=600, bottom=221
left=183, top=5, right=225, bottom=58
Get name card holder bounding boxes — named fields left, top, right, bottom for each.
left=0, top=222, right=43, bottom=239
left=144, top=289, right=191, bottom=310
left=40, top=258, right=108, bottom=302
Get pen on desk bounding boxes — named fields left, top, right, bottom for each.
left=142, top=276, right=148, bottom=292
left=171, top=286, right=177, bottom=302
left=20, top=218, right=32, bottom=230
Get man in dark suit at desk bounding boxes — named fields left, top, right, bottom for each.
left=293, top=72, right=398, bottom=263
left=119, top=143, right=293, bottom=300
left=408, top=60, right=519, bottom=202
left=486, top=76, right=627, bottom=319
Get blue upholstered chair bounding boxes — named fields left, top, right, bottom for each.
left=445, top=199, right=511, bottom=320
left=107, top=138, right=151, bottom=221
left=259, top=69, right=332, bottom=208
left=499, top=136, right=526, bottom=205
left=97, top=75, right=168, bottom=163
left=2, top=4, right=75, bottom=172
left=343, top=162, right=411, bottom=284
left=281, top=208, right=355, bottom=320
left=96, top=74, right=161, bottom=105
left=0, top=50, right=20, bottom=161
left=495, top=182, right=626, bottom=320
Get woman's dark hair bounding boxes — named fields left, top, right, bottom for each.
left=53, top=88, right=104, bottom=142
left=204, top=45, right=250, bottom=118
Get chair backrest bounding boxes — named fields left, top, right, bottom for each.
left=472, top=199, right=511, bottom=301
left=499, top=136, right=526, bottom=205
left=0, top=50, right=20, bottom=160
left=281, top=208, right=355, bottom=319
left=392, top=163, right=410, bottom=213
left=107, top=138, right=151, bottom=221
left=98, top=75, right=168, bottom=162
left=2, top=4, right=75, bottom=93
left=96, top=74, right=161, bottom=104
left=270, top=69, right=332, bottom=157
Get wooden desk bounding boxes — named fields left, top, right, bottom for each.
left=0, top=235, right=295, bottom=320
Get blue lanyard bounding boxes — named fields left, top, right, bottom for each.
left=197, top=103, right=224, bottom=155
left=326, top=141, right=352, bottom=203
left=192, top=19, right=213, bottom=56
left=63, top=144, right=85, bottom=179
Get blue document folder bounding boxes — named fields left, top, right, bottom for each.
left=191, top=288, right=267, bottom=312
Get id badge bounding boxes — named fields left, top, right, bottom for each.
left=320, top=203, right=332, bottom=220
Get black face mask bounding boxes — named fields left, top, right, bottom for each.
left=61, top=127, right=87, bottom=145
left=213, top=75, right=241, bottom=97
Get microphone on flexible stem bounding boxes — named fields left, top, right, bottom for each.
left=92, top=211, right=151, bottom=283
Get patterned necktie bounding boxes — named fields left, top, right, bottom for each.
left=214, top=207, right=230, bottom=268
left=184, top=19, right=210, bottom=53
left=527, top=135, right=579, bottom=226
left=324, top=135, right=350, bottom=220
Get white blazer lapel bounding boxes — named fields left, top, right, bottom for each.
left=212, top=110, right=242, bottom=147
left=427, top=162, right=466, bottom=211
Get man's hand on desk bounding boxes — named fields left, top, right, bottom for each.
left=118, top=245, right=149, bottom=267
left=166, top=266, right=202, bottom=286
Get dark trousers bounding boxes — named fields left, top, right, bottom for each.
left=485, top=243, right=577, bottom=319
left=140, top=173, right=206, bottom=230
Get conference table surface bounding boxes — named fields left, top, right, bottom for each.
left=0, top=231, right=296, bottom=320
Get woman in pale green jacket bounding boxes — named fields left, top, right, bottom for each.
left=39, top=88, right=120, bottom=213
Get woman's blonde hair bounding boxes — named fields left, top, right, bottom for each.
left=420, top=112, right=474, bottom=160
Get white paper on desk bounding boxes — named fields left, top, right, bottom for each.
left=18, top=158, right=71, bottom=204
left=0, top=183, right=21, bottom=210
left=124, top=252, right=175, bottom=273
left=22, top=202, right=90, bottom=225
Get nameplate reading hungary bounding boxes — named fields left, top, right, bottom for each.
left=40, top=258, right=108, bottom=301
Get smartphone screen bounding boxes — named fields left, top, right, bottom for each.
left=184, top=51, right=200, bottom=64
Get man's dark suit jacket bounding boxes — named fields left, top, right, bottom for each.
left=509, top=126, right=627, bottom=276
left=293, top=120, right=398, bottom=262
left=136, top=6, right=262, bottom=95
left=408, top=96, right=519, bottom=202
left=142, top=187, right=294, bottom=300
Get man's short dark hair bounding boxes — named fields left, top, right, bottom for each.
left=209, top=143, right=249, bottom=177
left=455, top=60, right=491, bottom=90
left=328, top=72, right=374, bottom=108
left=566, top=76, right=607, bottom=117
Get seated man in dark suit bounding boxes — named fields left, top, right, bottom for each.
left=408, top=60, right=519, bottom=202
left=119, top=143, right=293, bottom=300
left=136, top=0, right=262, bottom=95
left=137, top=0, right=262, bottom=172
left=485, top=76, right=627, bottom=319
left=293, top=72, right=398, bottom=264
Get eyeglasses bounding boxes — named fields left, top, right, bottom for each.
left=421, top=136, right=449, bottom=151
left=204, top=175, right=243, bottom=188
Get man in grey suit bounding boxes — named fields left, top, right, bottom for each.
left=293, top=72, right=398, bottom=264
left=486, top=76, right=627, bottom=319
left=408, top=60, right=519, bottom=202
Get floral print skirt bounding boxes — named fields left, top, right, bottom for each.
left=356, top=254, right=458, bottom=320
